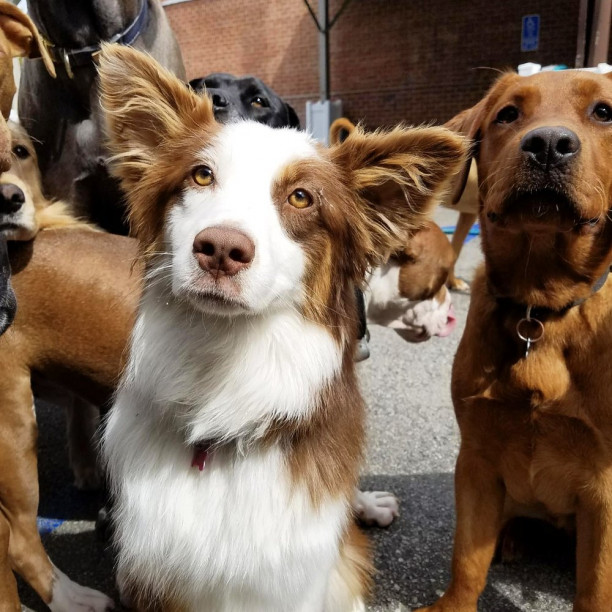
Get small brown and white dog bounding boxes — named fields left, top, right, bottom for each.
left=98, top=44, right=466, bottom=611
left=330, top=119, right=457, bottom=342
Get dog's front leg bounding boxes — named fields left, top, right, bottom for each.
left=0, top=512, right=19, bottom=610
left=415, top=447, right=505, bottom=612
left=1, top=371, right=113, bottom=611
left=574, top=490, right=612, bottom=612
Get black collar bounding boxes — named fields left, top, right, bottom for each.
left=41, top=0, right=148, bottom=79
left=495, top=265, right=611, bottom=321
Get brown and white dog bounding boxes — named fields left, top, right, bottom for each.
left=98, top=45, right=466, bottom=611
left=330, top=118, right=457, bottom=342
left=418, top=70, right=612, bottom=612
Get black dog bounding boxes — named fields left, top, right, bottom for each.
left=189, top=73, right=300, bottom=129
left=0, top=236, right=16, bottom=336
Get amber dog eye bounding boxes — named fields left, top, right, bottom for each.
left=288, top=188, right=312, bottom=209
left=192, top=165, right=214, bottom=186
left=495, top=105, right=519, bottom=124
left=592, top=103, right=612, bottom=122
left=13, top=145, right=29, bottom=159
left=251, top=96, right=269, bottom=108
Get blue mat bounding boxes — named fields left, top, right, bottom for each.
left=37, top=517, right=64, bottom=535
left=441, top=223, right=480, bottom=243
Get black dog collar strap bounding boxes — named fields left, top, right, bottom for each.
left=42, top=0, right=148, bottom=78
left=496, top=264, right=611, bottom=322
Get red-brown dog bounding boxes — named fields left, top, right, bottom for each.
left=418, top=70, right=612, bottom=612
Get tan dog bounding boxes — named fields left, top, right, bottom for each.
left=417, top=70, right=612, bottom=612
left=0, top=121, right=88, bottom=240
left=2, top=230, right=137, bottom=610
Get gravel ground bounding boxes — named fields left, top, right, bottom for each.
left=19, top=208, right=575, bottom=611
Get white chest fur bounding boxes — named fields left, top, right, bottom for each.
left=103, top=289, right=348, bottom=610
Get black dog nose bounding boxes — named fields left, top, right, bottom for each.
left=520, top=126, right=580, bottom=170
left=0, top=183, right=25, bottom=213
left=211, top=93, right=228, bottom=108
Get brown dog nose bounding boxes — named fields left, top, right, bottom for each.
left=520, top=126, right=580, bottom=170
left=0, top=183, right=25, bottom=214
left=193, top=226, right=255, bottom=276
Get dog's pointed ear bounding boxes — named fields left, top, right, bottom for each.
left=329, top=118, right=355, bottom=145
left=98, top=43, right=214, bottom=185
left=332, top=124, right=467, bottom=268
left=285, top=102, right=301, bottom=129
left=0, top=1, right=55, bottom=77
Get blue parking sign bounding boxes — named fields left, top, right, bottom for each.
left=522, top=15, right=540, bottom=52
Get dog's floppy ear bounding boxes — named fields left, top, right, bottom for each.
left=329, top=118, right=356, bottom=145
left=332, top=124, right=467, bottom=269
left=444, top=72, right=518, bottom=204
left=0, top=1, right=55, bottom=77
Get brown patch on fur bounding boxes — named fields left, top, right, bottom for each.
left=98, top=43, right=220, bottom=258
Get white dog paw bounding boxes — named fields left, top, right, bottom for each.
left=49, top=566, right=114, bottom=611
left=353, top=489, right=399, bottom=527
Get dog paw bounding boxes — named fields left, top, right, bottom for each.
left=353, top=489, right=399, bottom=527
left=49, top=566, right=114, bottom=611
left=447, top=276, right=470, bottom=293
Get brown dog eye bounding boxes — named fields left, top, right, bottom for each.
left=495, top=105, right=519, bottom=124
left=192, top=165, right=214, bottom=186
left=592, top=103, right=612, bottom=122
left=288, top=188, right=312, bottom=209
left=13, top=145, right=29, bottom=159
left=251, top=96, right=269, bottom=109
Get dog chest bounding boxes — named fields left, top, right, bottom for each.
left=106, top=414, right=348, bottom=610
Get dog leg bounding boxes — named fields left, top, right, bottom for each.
left=574, top=493, right=612, bottom=612
left=415, top=448, right=505, bottom=612
left=353, top=488, right=399, bottom=527
left=0, top=374, right=113, bottom=611
left=65, top=395, right=102, bottom=490
left=446, top=212, right=476, bottom=293
left=0, top=513, right=19, bottom=611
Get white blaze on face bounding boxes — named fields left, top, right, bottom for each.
left=167, top=122, right=319, bottom=315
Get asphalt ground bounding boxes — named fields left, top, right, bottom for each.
left=19, top=208, right=576, bottom=611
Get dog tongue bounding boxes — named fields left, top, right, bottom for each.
left=191, top=445, right=209, bottom=471
left=437, top=304, right=457, bottom=338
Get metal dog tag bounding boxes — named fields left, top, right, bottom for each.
left=516, top=306, right=544, bottom=358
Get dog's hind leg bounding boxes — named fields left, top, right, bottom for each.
left=0, top=369, right=113, bottom=611
left=446, top=212, right=476, bottom=293
left=324, top=524, right=372, bottom=612
left=0, top=512, right=19, bottom=611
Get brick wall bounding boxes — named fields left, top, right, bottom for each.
left=165, top=0, right=583, bottom=129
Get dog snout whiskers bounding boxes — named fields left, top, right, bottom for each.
left=520, top=126, right=580, bottom=171
left=0, top=183, right=25, bottom=213
left=193, top=226, right=255, bottom=276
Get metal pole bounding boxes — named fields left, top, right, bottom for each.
left=588, top=0, right=612, bottom=65
left=318, top=0, right=330, bottom=101
left=575, top=0, right=590, bottom=67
